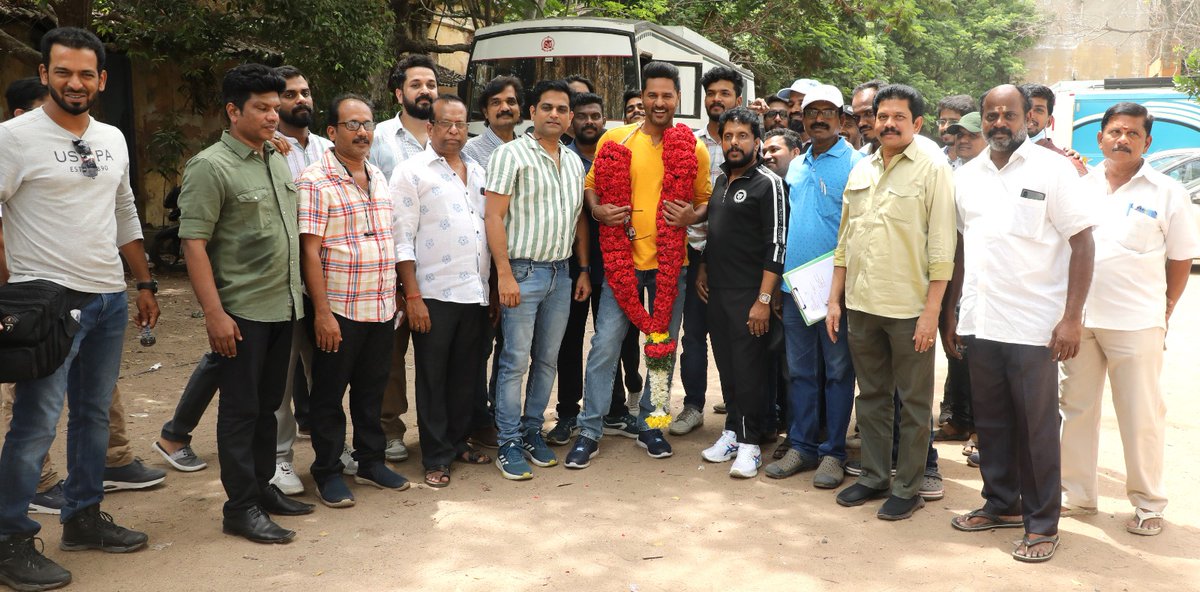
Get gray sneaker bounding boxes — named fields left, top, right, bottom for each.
left=813, top=456, right=845, bottom=489
left=765, top=448, right=818, bottom=479
left=919, top=471, right=945, bottom=501
left=385, top=438, right=409, bottom=462
left=668, top=406, right=704, bottom=436
left=152, top=441, right=207, bottom=472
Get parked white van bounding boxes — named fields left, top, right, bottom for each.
left=462, top=17, right=756, bottom=134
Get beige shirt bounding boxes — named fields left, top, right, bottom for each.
left=834, top=138, right=957, bottom=319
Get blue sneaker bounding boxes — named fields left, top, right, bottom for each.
left=602, top=413, right=639, bottom=438
left=354, top=462, right=410, bottom=491
left=545, top=416, right=578, bottom=446
left=28, top=481, right=65, bottom=515
left=521, top=429, right=558, bottom=467
left=495, top=441, right=533, bottom=480
left=316, top=475, right=355, bottom=508
left=637, top=429, right=673, bottom=459
left=564, top=436, right=599, bottom=469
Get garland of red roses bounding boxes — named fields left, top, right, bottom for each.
left=593, top=123, right=697, bottom=360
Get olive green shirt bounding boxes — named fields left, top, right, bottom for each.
left=178, top=131, right=304, bottom=322
left=833, top=138, right=956, bottom=319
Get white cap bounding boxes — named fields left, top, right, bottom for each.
left=800, top=84, right=845, bottom=111
left=776, top=78, right=821, bottom=101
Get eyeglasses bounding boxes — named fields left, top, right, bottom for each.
left=803, top=108, right=840, bottom=119
left=765, top=109, right=787, bottom=120
left=935, top=118, right=960, bottom=126
left=334, top=120, right=376, bottom=132
left=71, top=139, right=98, bottom=179
left=433, top=120, right=469, bottom=131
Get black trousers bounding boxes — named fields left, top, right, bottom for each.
left=707, top=288, right=774, bottom=444
left=215, top=314, right=292, bottom=515
left=413, top=300, right=489, bottom=469
left=944, top=350, right=974, bottom=431
left=305, top=302, right=392, bottom=483
left=965, top=336, right=1061, bottom=535
left=556, top=282, right=641, bottom=418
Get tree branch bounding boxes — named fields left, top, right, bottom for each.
left=0, top=28, right=40, bottom=67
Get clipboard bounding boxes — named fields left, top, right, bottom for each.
left=782, top=251, right=835, bottom=326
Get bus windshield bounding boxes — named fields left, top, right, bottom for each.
left=466, top=56, right=640, bottom=123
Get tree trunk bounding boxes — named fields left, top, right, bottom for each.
left=52, top=0, right=93, bottom=29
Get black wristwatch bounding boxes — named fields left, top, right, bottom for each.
left=136, top=280, right=158, bottom=294
left=578, top=265, right=591, bottom=273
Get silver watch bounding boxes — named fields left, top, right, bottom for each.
left=757, top=292, right=771, bottom=304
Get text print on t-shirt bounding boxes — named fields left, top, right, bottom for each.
left=54, top=147, right=116, bottom=175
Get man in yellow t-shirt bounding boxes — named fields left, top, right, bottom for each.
left=564, top=61, right=713, bottom=469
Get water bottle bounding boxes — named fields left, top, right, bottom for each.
left=139, top=325, right=156, bottom=347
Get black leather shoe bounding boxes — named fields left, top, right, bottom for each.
left=260, top=485, right=315, bottom=516
left=835, top=483, right=890, bottom=507
left=877, top=494, right=926, bottom=521
left=222, top=506, right=296, bottom=544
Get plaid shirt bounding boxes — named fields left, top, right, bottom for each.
left=297, top=150, right=397, bottom=323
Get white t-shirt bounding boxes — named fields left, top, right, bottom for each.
left=0, top=108, right=141, bottom=293
left=955, top=140, right=1098, bottom=346
left=1083, top=161, right=1200, bottom=330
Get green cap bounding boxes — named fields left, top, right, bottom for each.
left=947, top=112, right=982, bottom=134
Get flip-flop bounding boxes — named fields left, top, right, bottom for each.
left=1126, top=507, right=1164, bottom=536
left=424, top=466, right=450, bottom=488
left=951, top=509, right=1023, bottom=532
left=1012, top=534, right=1060, bottom=563
left=458, top=447, right=491, bottom=465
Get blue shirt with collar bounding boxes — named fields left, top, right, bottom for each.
left=785, top=137, right=863, bottom=269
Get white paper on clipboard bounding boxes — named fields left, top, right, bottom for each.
left=782, top=251, right=835, bottom=326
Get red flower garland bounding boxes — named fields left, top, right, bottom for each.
left=594, top=123, right=697, bottom=339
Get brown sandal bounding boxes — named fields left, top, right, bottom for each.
left=424, top=466, right=450, bottom=488
left=458, top=446, right=491, bottom=465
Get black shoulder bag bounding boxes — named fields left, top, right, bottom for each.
left=0, top=280, right=87, bottom=382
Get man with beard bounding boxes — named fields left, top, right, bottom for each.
left=394, top=95, right=493, bottom=488
left=179, top=64, right=313, bottom=543
left=566, top=62, right=712, bottom=469
left=298, top=94, right=409, bottom=507
left=370, top=54, right=439, bottom=463
left=761, top=128, right=803, bottom=179
left=851, top=80, right=887, bottom=155
left=766, top=86, right=861, bottom=489
left=777, top=78, right=819, bottom=142
left=828, top=84, right=956, bottom=521
left=485, top=80, right=589, bottom=480
left=697, top=107, right=787, bottom=479
left=623, top=89, right=645, bottom=124
left=548, top=92, right=644, bottom=445
left=936, top=95, right=975, bottom=154
left=0, top=27, right=159, bottom=589
left=673, top=66, right=744, bottom=436
left=463, top=75, right=522, bottom=169
left=1021, top=83, right=1088, bottom=176
left=946, top=112, right=986, bottom=169
left=947, top=84, right=1096, bottom=563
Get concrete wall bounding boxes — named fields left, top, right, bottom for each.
left=1022, top=0, right=1156, bottom=84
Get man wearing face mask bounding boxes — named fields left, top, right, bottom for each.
left=947, top=84, right=1096, bottom=563
left=696, top=107, right=787, bottom=479
left=1021, top=83, right=1088, bottom=176
left=463, top=75, right=522, bottom=169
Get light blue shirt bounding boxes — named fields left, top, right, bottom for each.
left=784, top=137, right=862, bottom=269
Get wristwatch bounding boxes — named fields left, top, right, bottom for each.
left=136, top=280, right=159, bottom=294
left=578, top=265, right=591, bottom=273
left=757, top=292, right=771, bottom=304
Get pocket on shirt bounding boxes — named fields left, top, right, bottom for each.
left=844, top=185, right=870, bottom=218
left=1117, top=211, right=1162, bottom=253
left=233, top=189, right=271, bottom=230
left=1008, top=198, right=1046, bottom=240
left=882, top=187, right=921, bottom=224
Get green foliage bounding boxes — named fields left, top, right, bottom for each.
left=1175, top=48, right=1200, bottom=102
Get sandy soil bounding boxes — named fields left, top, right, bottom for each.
left=7, top=272, right=1200, bottom=592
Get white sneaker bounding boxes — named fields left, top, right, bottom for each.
left=701, top=430, right=739, bottom=463
left=669, top=405, right=704, bottom=436
left=729, top=444, right=762, bottom=479
left=271, top=461, right=304, bottom=495
left=341, top=444, right=358, bottom=475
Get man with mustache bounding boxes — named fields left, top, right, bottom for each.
left=777, top=78, right=819, bottom=145
left=936, top=95, right=975, bottom=155
left=767, top=85, right=862, bottom=489
left=1059, top=102, right=1200, bottom=537
left=394, top=95, right=493, bottom=488
left=0, top=27, right=159, bottom=589
left=463, top=75, right=522, bottom=169
left=673, top=67, right=745, bottom=437
left=548, top=92, right=644, bottom=446
left=696, top=107, right=787, bottom=479
left=946, top=112, right=986, bottom=169
left=370, top=54, right=440, bottom=463
left=485, top=80, right=588, bottom=480
left=850, top=80, right=887, bottom=155
left=179, top=63, right=313, bottom=543
left=1021, top=83, right=1088, bottom=176
left=947, top=84, right=1096, bottom=563
left=828, top=84, right=956, bottom=521
left=623, top=89, right=645, bottom=124
left=761, top=128, right=803, bottom=179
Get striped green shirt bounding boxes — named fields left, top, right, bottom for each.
left=485, top=134, right=585, bottom=262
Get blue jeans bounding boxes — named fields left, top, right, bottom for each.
left=784, top=305, right=856, bottom=461
left=0, top=291, right=126, bottom=536
left=579, top=267, right=687, bottom=441
left=494, top=259, right=572, bottom=445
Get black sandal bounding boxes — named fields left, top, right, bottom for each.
left=458, top=446, right=491, bottom=465
left=424, top=466, right=451, bottom=488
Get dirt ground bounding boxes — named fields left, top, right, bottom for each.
left=8, top=272, right=1200, bottom=592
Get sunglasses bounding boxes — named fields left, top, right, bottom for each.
left=72, top=139, right=98, bottom=179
